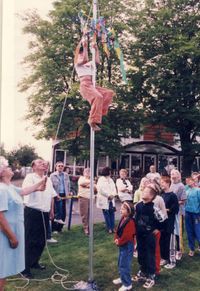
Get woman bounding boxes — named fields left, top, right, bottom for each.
left=0, top=156, right=46, bottom=291
left=74, top=38, right=115, bottom=131
left=170, top=169, right=187, bottom=260
left=78, top=168, right=96, bottom=235
left=96, top=167, right=117, bottom=233
left=133, top=177, right=150, bottom=204
left=185, top=176, right=200, bottom=257
left=116, top=169, right=133, bottom=202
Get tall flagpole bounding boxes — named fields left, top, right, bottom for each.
left=0, top=0, right=3, bottom=145
left=89, top=0, right=97, bottom=285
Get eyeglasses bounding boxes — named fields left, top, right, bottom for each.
left=57, top=165, right=64, bottom=168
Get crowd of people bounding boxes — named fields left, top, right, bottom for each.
left=0, top=155, right=200, bottom=291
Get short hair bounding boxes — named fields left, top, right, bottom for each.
left=101, top=167, right=111, bottom=176
left=119, top=169, right=128, bottom=175
left=160, top=176, right=171, bottom=185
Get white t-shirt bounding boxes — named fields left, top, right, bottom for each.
left=146, top=172, right=161, bottom=182
left=23, top=173, right=57, bottom=212
left=116, top=178, right=133, bottom=202
left=75, top=61, right=93, bottom=77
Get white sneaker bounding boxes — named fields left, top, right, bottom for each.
left=54, top=219, right=65, bottom=225
left=118, top=284, right=132, bottom=291
left=113, top=278, right=122, bottom=285
left=47, top=238, right=58, bottom=243
left=164, top=263, right=176, bottom=269
left=175, top=251, right=182, bottom=260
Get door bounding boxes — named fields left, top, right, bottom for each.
left=143, top=154, right=156, bottom=175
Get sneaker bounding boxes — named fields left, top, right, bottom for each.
left=118, top=284, right=132, bottom=291
left=175, top=251, right=182, bottom=260
left=133, top=251, right=138, bottom=258
left=197, top=246, right=200, bottom=252
left=132, top=270, right=147, bottom=282
left=160, top=259, right=167, bottom=266
left=47, top=238, right=58, bottom=243
left=164, top=263, right=176, bottom=269
left=188, top=250, right=194, bottom=257
left=143, top=279, right=155, bottom=289
left=54, top=219, right=65, bottom=225
left=113, top=278, right=122, bottom=285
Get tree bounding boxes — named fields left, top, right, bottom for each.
left=7, top=145, right=39, bottom=168
left=19, top=0, right=142, bottom=162
left=129, top=0, right=200, bottom=176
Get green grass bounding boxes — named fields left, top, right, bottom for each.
left=6, top=223, right=200, bottom=291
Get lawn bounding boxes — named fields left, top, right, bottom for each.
left=7, top=223, right=200, bottom=291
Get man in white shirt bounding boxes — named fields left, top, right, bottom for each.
left=146, top=165, right=161, bottom=182
left=22, top=159, right=57, bottom=278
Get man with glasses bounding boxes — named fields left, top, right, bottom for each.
left=50, top=161, right=71, bottom=226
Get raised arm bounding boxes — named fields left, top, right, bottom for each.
left=75, top=40, right=89, bottom=65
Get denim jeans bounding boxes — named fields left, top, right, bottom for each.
left=185, top=211, right=200, bottom=251
left=55, top=193, right=66, bottom=221
left=102, top=202, right=115, bottom=231
left=118, top=241, right=134, bottom=287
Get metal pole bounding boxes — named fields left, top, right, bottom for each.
left=89, top=0, right=97, bottom=284
left=0, top=0, right=3, bottom=145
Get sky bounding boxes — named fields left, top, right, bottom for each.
left=1, top=0, right=54, bottom=160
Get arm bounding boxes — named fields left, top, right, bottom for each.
left=0, top=212, right=18, bottom=248
left=168, top=194, right=179, bottom=215
left=76, top=41, right=89, bottom=65
left=94, top=44, right=100, bottom=64
left=115, top=221, right=136, bottom=246
left=20, top=177, right=47, bottom=196
left=50, top=198, right=54, bottom=220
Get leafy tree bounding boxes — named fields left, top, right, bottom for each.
left=19, top=0, right=141, bottom=162
left=129, top=0, right=200, bottom=176
left=7, top=145, right=39, bottom=168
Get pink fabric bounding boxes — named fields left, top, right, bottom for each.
left=80, top=76, right=114, bottom=124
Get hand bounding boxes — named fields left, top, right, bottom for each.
left=108, top=195, right=114, bottom=200
left=9, top=236, right=19, bottom=249
left=37, top=176, right=47, bottom=191
left=114, top=239, right=119, bottom=245
left=153, top=229, right=159, bottom=236
left=50, top=211, right=54, bottom=221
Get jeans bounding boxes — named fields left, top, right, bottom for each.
left=118, top=242, right=134, bottom=287
left=102, top=202, right=115, bottom=231
left=55, top=193, right=66, bottom=220
left=185, top=211, right=200, bottom=251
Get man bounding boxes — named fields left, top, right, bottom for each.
left=50, top=161, right=71, bottom=227
left=22, top=159, right=57, bottom=278
left=146, top=165, right=161, bottom=183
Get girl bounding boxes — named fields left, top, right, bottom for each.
left=113, top=202, right=135, bottom=291
left=96, top=167, right=117, bottom=233
left=185, top=177, right=200, bottom=257
left=160, top=176, right=179, bottom=269
left=74, top=39, right=115, bottom=131
left=133, top=177, right=150, bottom=204
left=133, top=183, right=164, bottom=289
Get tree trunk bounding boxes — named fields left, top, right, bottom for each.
left=179, top=131, right=195, bottom=177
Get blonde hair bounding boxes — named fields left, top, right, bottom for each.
left=170, top=169, right=181, bottom=182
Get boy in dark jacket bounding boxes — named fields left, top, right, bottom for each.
left=133, top=183, right=165, bottom=289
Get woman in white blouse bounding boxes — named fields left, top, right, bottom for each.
left=96, top=167, right=117, bottom=233
left=116, top=169, right=133, bottom=202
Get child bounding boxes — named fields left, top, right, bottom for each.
left=74, top=38, right=115, bottom=131
left=133, top=183, right=164, bottom=289
left=185, top=177, right=200, bottom=256
left=160, top=176, right=179, bottom=269
left=113, top=202, right=135, bottom=291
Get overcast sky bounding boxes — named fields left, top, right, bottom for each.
left=1, top=0, right=54, bottom=160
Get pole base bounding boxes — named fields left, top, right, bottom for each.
left=73, top=280, right=99, bottom=291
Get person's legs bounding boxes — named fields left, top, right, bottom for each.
left=119, top=243, right=133, bottom=287
left=102, top=209, right=111, bottom=231
left=193, top=214, right=200, bottom=246
left=154, top=231, right=161, bottom=275
left=160, top=231, right=171, bottom=261
left=146, top=233, right=156, bottom=276
left=80, top=80, right=103, bottom=124
left=0, top=278, right=6, bottom=291
left=169, top=234, right=176, bottom=265
left=95, top=86, right=114, bottom=116
left=79, top=197, right=90, bottom=233
left=137, top=234, right=147, bottom=275
left=185, top=211, right=195, bottom=251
